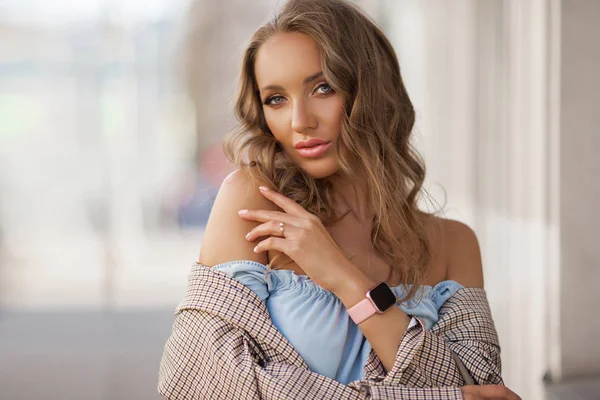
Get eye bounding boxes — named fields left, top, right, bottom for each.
left=314, top=83, right=333, bottom=95
left=264, top=95, right=286, bottom=106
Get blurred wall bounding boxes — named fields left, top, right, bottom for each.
left=560, top=0, right=600, bottom=380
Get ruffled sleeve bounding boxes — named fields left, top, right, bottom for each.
left=395, top=280, right=463, bottom=331
left=431, top=280, right=464, bottom=310
left=212, top=260, right=271, bottom=302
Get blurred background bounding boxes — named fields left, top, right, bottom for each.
left=0, top=0, right=598, bottom=399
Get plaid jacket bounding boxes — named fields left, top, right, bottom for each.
left=158, top=263, right=503, bottom=399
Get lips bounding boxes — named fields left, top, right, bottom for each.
left=295, top=142, right=332, bottom=158
left=295, top=138, right=330, bottom=149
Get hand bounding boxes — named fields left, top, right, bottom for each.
left=238, top=185, right=355, bottom=292
left=461, top=385, right=521, bottom=400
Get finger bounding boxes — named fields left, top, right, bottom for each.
left=257, top=186, right=310, bottom=218
left=507, top=388, right=522, bottom=400
left=461, top=386, right=481, bottom=400
left=246, top=220, right=297, bottom=242
left=253, top=236, right=291, bottom=254
left=238, top=209, right=302, bottom=225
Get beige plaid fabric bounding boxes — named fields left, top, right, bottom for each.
left=158, top=263, right=503, bottom=399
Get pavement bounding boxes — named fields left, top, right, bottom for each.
left=0, top=310, right=176, bottom=400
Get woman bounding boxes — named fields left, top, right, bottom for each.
left=158, top=0, right=520, bottom=399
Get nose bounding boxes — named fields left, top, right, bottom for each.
left=291, top=99, right=317, bottom=133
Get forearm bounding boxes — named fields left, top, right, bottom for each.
left=332, top=264, right=411, bottom=373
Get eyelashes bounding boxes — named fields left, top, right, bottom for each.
left=264, top=95, right=285, bottom=106
left=316, top=83, right=332, bottom=95
left=263, top=83, right=334, bottom=106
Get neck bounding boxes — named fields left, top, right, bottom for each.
left=328, top=170, right=372, bottom=222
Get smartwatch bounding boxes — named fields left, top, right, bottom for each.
left=347, top=281, right=397, bottom=325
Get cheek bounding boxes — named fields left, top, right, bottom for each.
left=316, top=98, right=344, bottom=136
left=263, top=109, right=291, bottom=142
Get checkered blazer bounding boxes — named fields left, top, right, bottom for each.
left=158, top=262, right=503, bottom=399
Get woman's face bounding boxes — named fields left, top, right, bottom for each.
left=254, top=32, right=344, bottom=179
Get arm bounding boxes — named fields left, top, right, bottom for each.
left=198, top=168, right=279, bottom=267
left=337, top=220, right=502, bottom=387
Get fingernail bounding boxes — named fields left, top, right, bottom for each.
left=253, top=245, right=259, bottom=253
left=258, top=186, right=268, bottom=191
left=238, top=209, right=248, bottom=215
left=245, top=232, right=250, bottom=240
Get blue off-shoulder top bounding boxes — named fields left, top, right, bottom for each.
left=213, top=260, right=463, bottom=385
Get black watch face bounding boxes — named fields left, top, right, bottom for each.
left=370, top=283, right=397, bottom=311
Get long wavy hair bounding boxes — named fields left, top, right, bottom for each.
left=223, top=0, right=441, bottom=301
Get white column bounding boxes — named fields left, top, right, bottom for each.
left=477, top=1, right=559, bottom=398
left=385, top=1, right=559, bottom=398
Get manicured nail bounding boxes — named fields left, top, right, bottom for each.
left=238, top=209, right=248, bottom=215
left=253, top=245, right=259, bottom=252
left=245, top=232, right=251, bottom=240
left=258, top=186, right=268, bottom=191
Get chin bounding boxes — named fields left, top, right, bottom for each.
left=298, top=158, right=339, bottom=179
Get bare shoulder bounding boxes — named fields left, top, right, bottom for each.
left=197, top=168, right=279, bottom=267
left=439, top=217, right=484, bottom=288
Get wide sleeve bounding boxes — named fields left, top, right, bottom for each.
left=211, top=260, right=271, bottom=302
left=158, top=308, right=467, bottom=399
left=359, top=287, right=503, bottom=389
left=158, top=308, right=367, bottom=400
left=157, top=262, right=468, bottom=399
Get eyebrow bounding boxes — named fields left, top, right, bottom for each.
left=260, top=71, right=324, bottom=92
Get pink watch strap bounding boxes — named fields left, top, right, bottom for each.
left=347, top=297, right=378, bottom=325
